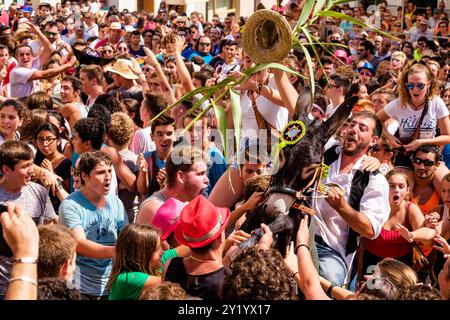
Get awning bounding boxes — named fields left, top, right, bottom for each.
left=165, top=0, right=209, bottom=5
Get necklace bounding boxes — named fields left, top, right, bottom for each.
left=411, top=100, right=426, bottom=110
left=188, top=255, right=217, bottom=263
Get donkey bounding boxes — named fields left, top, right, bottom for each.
left=239, top=89, right=359, bottom=256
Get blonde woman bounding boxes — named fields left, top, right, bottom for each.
left=376, top=60, right=450, bottom=192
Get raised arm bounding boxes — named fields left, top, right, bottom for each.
left=1, top=204, right=39, bottom=300
left=272, top=68, right=298, bottom=117
left=143, top=47, right=176, bottom=105
left=174, top=35, right=196, bottom=93
left=296, top=215, right=330, bottom=300
left=25, top=21, right=53, bottom=66
left=102, top=145, right=136, bottom=192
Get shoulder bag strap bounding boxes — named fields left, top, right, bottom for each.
left=411, top=101, right=429, bottom=140
left=248, top=91, right=278, bottom=132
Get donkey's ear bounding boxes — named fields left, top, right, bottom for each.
left=319, top=95, right=358, bottom=142
left=293, top=86, right=313, bottom=121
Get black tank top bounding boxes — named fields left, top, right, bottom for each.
left=164, top=257, right=225, bottom=300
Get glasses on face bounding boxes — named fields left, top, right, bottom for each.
left=45, top=31, right=58, bottom=37
left=117, top=46, right=127, bottom=52
left=37, top=136, right=57, bottom=144
left=359, top=71, right=372, bottom=77
left=406, top=82, right=427, bottom=90
left=199, top=42, right=211, bottom=47
left=412, top=157, right=436, bottom=167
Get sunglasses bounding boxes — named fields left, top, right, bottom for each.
left=412, top=157, right=436, bottom=167
left=359, top=71, right=372, bottom=77
left=103, top=49, right=114, bottom=53
left=199, top=42, right=211, bottom=47
left=406, top=82, right=427, bottom=90
left=45, top=31, right=58, bottom=37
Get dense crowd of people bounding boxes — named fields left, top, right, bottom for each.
left=0, top=0, right=449, bottom=301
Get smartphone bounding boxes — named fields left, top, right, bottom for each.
left=0, top=203, right=13, bottom=257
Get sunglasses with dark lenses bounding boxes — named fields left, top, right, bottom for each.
left=199, top=42, right=211, bottom=47
left=412, top=158, right=436, bottom=167
left=359, top=71, right=372, bottom=77
left=45, top=31, right=58, bottom=37
left=406, top=82, right=427, bottom=90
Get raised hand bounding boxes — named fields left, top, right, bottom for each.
left=0, top=203, right=39, bottom=259
left=256, top=223, right=273, bottom=251
left=434, top=234, right=450, bottom=255
left=394, top=223, right=414, bottom=243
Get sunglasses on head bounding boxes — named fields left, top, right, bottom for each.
left=412, top=157, right=436, bottom=167
left=406, top=82, right=427, bottom=90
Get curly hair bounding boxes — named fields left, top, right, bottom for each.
left=107, top=112, right=135, bottom=148
left=140, top=281, right=188, bottom=300
left=74, top=118, right=106, bottom=150
left=220, top=247, right=297, bottom=300
left=38, top=278, right=81, bottom=300
left=397, top=60, right=439, bottom=108
left=396, top=284, right=442, bottom=300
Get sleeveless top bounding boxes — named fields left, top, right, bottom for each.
left=412, top=190, right=441, bottom=216
left=366, top=203, right=413, bottom=258
left=412, top=191, right=441, bottom=256
left=164, top=257, right=225, bottom=301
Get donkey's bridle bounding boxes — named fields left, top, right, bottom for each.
left=265, top=163, right=326, bottom=215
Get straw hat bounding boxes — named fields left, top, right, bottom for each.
left=105, top=59, right=139, bottom=80
left=242, top=9, right=292, bottom=64
left=109, top=22, right=125, bottom=35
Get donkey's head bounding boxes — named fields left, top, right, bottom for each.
left=264, top=89, right=359, bottom=218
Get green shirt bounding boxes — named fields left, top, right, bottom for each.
left=108, top=271, right=149, bottom=300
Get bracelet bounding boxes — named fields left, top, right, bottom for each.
left=294, top=243, right=309, bottom=254
left=12, top=257, right=38, bottom=264
left=326, top=283, right=335, bottom=296
left=292, top=271, right=299, bottom=279
left=9, top=276, right=38, bottom=286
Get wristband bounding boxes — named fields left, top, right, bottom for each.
left=9, top=276, right=38, bottom=286
left=12, top=257, right=38, bottom=264
left=294, top=243, right=309, bottom=254
left=327, top=284, right=335, bottom=296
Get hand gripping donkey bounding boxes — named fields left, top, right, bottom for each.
left=239, top=89, right=359, bottom=259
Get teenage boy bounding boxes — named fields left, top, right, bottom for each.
left=59, top=151, right=128, bottom=299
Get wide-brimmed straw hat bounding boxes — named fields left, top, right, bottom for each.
left=105, top=59, right=139, bottom=80
left=108, top=22, right=126, bottom=35
left=174, top=195, right=230, bottom=249
left=242, top=9, right=292, bottom=64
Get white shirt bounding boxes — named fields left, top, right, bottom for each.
left=9, top=58, right=41, bottom=99
left=130, top=126, right=156, bottom=155
left=240, top=74, right=288, bottom=146
left=384, top=96, right=449, bottom=140
left=313, top=147, right=390, bottom=267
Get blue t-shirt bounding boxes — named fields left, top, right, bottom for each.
left=143, top=150, right=166, bottom=197
left=59, top=190, right=128, bottom=296
left=188, top=52, right=213, bottom=65
left=443, top=144, right=450, bottom=169
left=206, top=146, right=227, bottom=195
